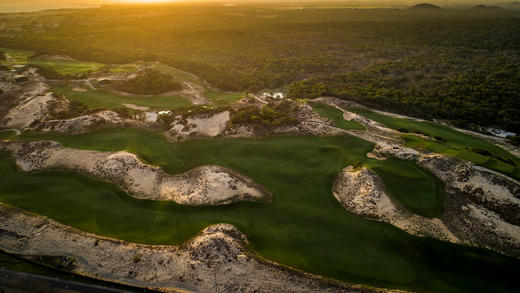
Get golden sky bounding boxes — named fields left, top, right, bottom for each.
left=0, top=0, right=497, bottom=13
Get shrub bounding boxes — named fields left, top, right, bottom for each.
left=32, top=65, right=66, bottom=80
left=434, top=136, right=447, bottom=143
left=113, top=69, right=182, bottom=95
left=466, top=147, right=516, bottom=166
left=113, top=107, right=133, bottom=119
left=509, top=135, right=520, bottom=146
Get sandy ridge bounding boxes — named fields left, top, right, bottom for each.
left=333, top=166, right=458, bottom=243
left=0, top=140, right=272, bottom=206
left=333, top=165, right=520, bottom=258
left=0, top=203, right=392, bottom=293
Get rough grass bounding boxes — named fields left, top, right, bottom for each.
left=156, top=64, right=245, bottom=105
left=51, top=85, right=191, bottom=110
left=4, top=129, right=518, bottom=293
left=311, top=103, right=366, bottom=131
left=0, top=130, right=17, bottom=140
left=347, top=107, right=520, bottom=180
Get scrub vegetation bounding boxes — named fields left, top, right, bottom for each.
left=113, top=69, right=182, bottom=95
left=1, top=6, right=519, bottom=132
left=345, top=106, right=520, bottom=180
left=2, top=129, right=517, bottom=293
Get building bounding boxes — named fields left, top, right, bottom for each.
left=261, top=92, right=284, bottom=99
left=13, top=64, right=26, bottom=71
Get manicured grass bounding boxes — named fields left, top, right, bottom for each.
left=366, top=159, right=445, bottom=218
left=5, top=129, right=518, bottom=293
left=106, top=64, right=138, bottom=73
left=311, top=103, right=366, bottom=131
left=347, top=107, right=520, bottom=180
left=1, top=47, right=103, bottom=74
left=51, top=85, right=192, bottom=110
left=27, top=59, right=103, bottom=75
left=0, top=47, right=35, bottom=63
left=204, top=90, right=244, bottom=105
left=1, top=47, right=136, bottom=75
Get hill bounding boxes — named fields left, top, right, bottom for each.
left=472, top=4, right=502, bottom=10
left=410, top=3, right=442, bottom=9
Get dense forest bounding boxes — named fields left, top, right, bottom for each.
left=0, top=4, right=519, bottom=131
left=287, top=53, right=520, bottom=132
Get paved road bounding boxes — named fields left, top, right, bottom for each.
left=0, top=268, right=150, bottom=293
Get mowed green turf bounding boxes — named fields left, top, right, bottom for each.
left=1, top=47, right=135, bottom=75
left=346, top=107, right=520, bottom=180
left=0, top=47, right=35, bottom=63
left=27, top=59, right=103, bottom=75
left=366, top=159, right=445, bottom=218
left=2, top=48, right=244, bottom=106
left=3, top=129, right=517, bottom=293
left=1, top=47, right=103, bottom=74
left=51, top=85, right=192, bottom=110
left=311, top=103, right=366, bottom=131
left=204, top=90, right=244, bottom=105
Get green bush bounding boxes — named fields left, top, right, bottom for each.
left=32, top=64, right=66, bottom=80
left=114, top=69, right=182, bottom=95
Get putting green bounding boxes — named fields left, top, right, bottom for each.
left=1, top=129, right=516, bottom=293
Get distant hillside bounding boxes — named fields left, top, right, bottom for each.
left=410, top=3, right=442, bottom=10
left=503, top=1, right=520, bottom=9
left=472, top=4, right=502, bottom=10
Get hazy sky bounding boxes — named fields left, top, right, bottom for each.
left=0, top=0, right=502, bottom=13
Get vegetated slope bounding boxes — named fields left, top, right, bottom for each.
left=2, top=130, right=519, bottom=293
left=344, top=106, right=520, bottom=180
left=113, top=69, right=182, bottom=95
left=0, top=5, right=519, bottom=131
left=287, top=54, right=520, bottom=133
left=410, top=3, right=442, bottom=9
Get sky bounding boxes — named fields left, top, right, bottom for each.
left=0, top=0, right=505, bottom=13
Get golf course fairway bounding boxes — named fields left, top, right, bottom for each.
left=0, top=129, right=517, bottom=293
